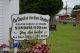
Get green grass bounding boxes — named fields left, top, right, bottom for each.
left=47, top=23, right=80, bottom=53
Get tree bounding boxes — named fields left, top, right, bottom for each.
left=71, top=5, right=80, bottom=18
left=20, top=0, right=63, bottom=15
left=73, top=5, right=80, bottom=10
left=20, top=0, right=63, bottom=23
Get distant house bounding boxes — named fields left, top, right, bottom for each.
left=56, top=14, right=76, bottom=22
left=56, top=14, right=69, bottom=22
left=56, top=8, right=72, bottom=22
left=73, top=9, right=80, bottom=21
left=0, top=0, right=19, bottom=45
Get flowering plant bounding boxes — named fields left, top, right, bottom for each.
left=0, top=44, right=9, bottom=48
left=18, top=40, right=50, bottom=53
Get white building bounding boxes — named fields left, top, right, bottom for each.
left=0, top=0, right=19, bottom=45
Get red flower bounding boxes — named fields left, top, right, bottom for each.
left=1, top=44, right=9, bottom=48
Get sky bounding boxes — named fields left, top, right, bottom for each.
left=58, top=0, right=80, bottom=15
left=63, top=0, right=80, bottom=8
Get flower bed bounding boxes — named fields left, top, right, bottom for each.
left=17, top=40, right=50, bottom=53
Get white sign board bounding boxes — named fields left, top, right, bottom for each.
left=11, top=13, right=50, bottom=40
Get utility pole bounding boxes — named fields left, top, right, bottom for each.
left=65, top=1, right=68, bottom=15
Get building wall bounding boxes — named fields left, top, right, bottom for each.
left=59, top=15, right=69, bottom=21
left=0, top=0, right=4, bottom=44
left=76, top=12, right=80, bottom=21
left=0, top=0, right=19, bottom=45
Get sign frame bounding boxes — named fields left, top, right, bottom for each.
left=11, top=13, right=50, bottom=40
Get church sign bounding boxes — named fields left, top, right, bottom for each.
left=11, top=13, right=50, bottom=40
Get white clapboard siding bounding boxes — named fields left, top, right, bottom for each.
left=0, top=0, right=19, bottom=45
left=0, top=0, right=4, bottom=44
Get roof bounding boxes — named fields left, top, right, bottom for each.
left=73, top=9, right=80, bottom=12
left=56, top=8, right=72, bottom=16
left=56, top=14, right=68, bottom=16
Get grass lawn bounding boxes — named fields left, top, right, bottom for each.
left=47, top=23, right=80, bottom=53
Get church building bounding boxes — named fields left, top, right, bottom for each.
left=0, top=0, right=19, bottom=45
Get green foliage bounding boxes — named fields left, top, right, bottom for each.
left=71, top=11, right=76, bottom=18
left=71, top=5, right=80, bottom=18
left=73, top=5, right=80, bottom=10
left=19, top=38, right=41, bottom=49
left=20, top=0, right=63, bottom=16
